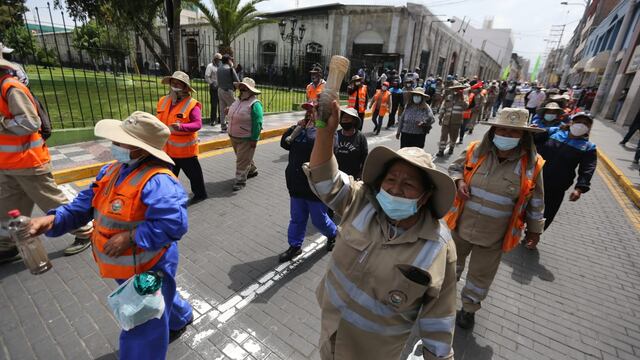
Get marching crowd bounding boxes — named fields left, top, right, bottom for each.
left=0, top=47, right=610, bottom=360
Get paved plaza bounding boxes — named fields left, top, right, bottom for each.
left=1, top=119, right=639, bottom=360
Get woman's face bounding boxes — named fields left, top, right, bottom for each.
left=170, top=79, right=186, bottom=91
left=494, top=127, right=524, bottom=138
left=381, top=161, right=431, bottom=206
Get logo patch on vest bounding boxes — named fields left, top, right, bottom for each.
left=111, top=199, right=124, bottom=213
left=388, top=290, right=407, bottom=306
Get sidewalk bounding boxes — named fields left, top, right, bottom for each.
left=590, top=118, right=640, bottom=187
left=47, top=111, right=306, bottom=171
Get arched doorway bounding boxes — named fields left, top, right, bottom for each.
left=448, top=51, right=458, bottom=76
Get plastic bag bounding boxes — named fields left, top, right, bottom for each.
left=107, top=271, right=165, bottom=331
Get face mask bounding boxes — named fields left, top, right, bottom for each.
left=381, top=86, right=388, bottom=91
left=171, top=86, right=183, bottom=93
left=111, top=144, right=132, bottom=163
left=570, top=123, right=590, bottom=137
left=412, top=96, right=422, bottom=104
left=544, top=114, right=557, bottom=122
left=355, top=82, right=361, bottom=86
left=340, top=122, right=354, bottom=131
left=376, top=189, right=423, bottom=221
left=492, top=134, right=521, bottom=151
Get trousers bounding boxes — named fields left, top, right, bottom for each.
left=230, top=136, right=257, bottom=184
left=400, top=132, right=426, bottom=149
left=218, top=88, right=236, bottom=128
left=117, top=245, right=193, bottom=360
left=209, top=83, right=219, bottom=124
left=453, top=231, right=503, bottom=313
left=543, top=187, right=566, bottom=230
left=387, top=96, right=402, bottom=127
left=0, top=172, right=92, bottom=251
left=287, top=197, right=337, bottom=248
left=459, top=119, right=471, bottom=142
left=439, top=124, right=460, bottom=151
left=371, top=110, right=384, bottom=134
left=172, top=156, right=208, bottom=199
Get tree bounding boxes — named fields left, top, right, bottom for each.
left=3, top=24, right=35, bottom=62
left=0, top=0, right=27, bottom=34
left=56, top=0, right=182, bottom=73
left=186, top=0, right=273, bottom=55
left=72, top=20, right=131, bottom=71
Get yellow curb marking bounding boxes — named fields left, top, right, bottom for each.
left=597, top=166, right=640, bottom=232
left=597, top=149, right=640, bottom=208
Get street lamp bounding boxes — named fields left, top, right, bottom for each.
left=279, top=17, right=306, bottom=89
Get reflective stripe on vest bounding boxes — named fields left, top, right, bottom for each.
left=156, top=96, right=199, bottom=158
left=443, top=141, right=544, bottom=252
left=0, top=77, right=50, bottom=170
left=463, top=93, right=475, bottom=119
left=371, top=90, right=391, bottom=116
left=348, top=86, right=367, bottom=113
left=91, top=162, right=175, bottom=279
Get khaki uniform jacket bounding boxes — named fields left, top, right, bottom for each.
left=304, top=157, right=457, bottom=360
left=448, top=134, right=545, bottom=247
left=439, top=94, right=467, bottom=127
left=0, top=77, right=49, bottom=175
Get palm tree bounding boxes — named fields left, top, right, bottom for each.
left=187, top=0, right=274, bottom=55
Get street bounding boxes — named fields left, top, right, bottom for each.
left=1, top=120, right=639, bottom=360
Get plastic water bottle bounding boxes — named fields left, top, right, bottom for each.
left=7, top=210, right=52, bottom=275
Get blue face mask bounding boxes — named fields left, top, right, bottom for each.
left=111, top=144, right=132, bottom=163
left=376, top=189, right=423, bottom=221
left=543, top=114, right=557, bottom=122
left=492, top=134, right=521, bottom=151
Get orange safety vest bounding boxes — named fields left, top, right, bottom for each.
left=444, top=141, right=545, bottom=252
left=306, top=82, right=325, bottom=102
left=370, top=89, right=391, bottom=116
left=91, top=162, right=174, bottom=279
left=348, top=85, right=368, bottom=113
left=463, top=92, right=476, bottom=120
left=0, top=76, right=50, bottom=170
left=156, top=95, right=200, bottom=158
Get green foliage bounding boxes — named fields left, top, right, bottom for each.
left=36, top=47, right=59, bottom=67
left=186, top=0, right=274, bottom=55
left=72, top=20, right=131, bottom=64
left=0, top=0, right=27, bottom=32
left=3, top=24, right=36, bottom=60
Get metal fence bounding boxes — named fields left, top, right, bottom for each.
left=3, top=4, right=347, bottom=130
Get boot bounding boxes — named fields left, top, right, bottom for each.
left=326, top=237, right=336, bottom=252
left=64, top=237, right=91, bottom=256
left=447, top=147, right=454, bottom=155
left=436, top=150, right=445, bottom=157
left=456, top=308, right=475, bottom=329
left=0, top=248, right=20, bottom=264
left=278, top=246, right=302, bottom=263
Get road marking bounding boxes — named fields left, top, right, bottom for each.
left=596, top=167, right=640, bottom=231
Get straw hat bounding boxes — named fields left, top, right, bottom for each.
left=340, top=107, right=360, bottom=120
left=481, top=108, right=545, bottom=133
left=162, top=71, right=195, bottom=93
left=409, top=87, right=430, bottom=98
left=362, top=146, right=456, bottom=219
left=448, top=82, right=468, bottom=90
left=94, top=111, right=175, bottom=165
left=539, top=102, right=564, bottom=113
left=234, top=77, right=261, bottom=94
left=309, top=66, right=323, bottom=74
left=350, top=75, right=363, bottom=82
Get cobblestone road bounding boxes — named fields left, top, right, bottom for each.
left=1, top=119, right=639, bottom=360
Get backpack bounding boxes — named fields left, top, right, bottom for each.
left=32, top=95, right=52, bottom=140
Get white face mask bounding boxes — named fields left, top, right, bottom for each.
left=171, top=86, right=183, bottom=93
left=570, top=123, right=590, bottom=137
left=412, top=96, right=422, bottom=104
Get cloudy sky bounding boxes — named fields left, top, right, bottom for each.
left=26, top=0, right=586, bottom=71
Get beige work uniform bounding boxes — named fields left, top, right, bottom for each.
left=0, top=79, right=91, bottom=250
left=438, top=94, right=467, bottom=152
left=304, top=157, right=457, bottom=360
left=448, top=135, right=545, bottom=313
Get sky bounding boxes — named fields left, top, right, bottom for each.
left=25, top=0, right=587, bottom=71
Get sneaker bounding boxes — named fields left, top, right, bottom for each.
left=619, top=141, right=626, bottom=145
left=232, top=182, right=246, bottom=191
left=247, top=170, right=259, bottom=179
left=457, top=139, right=463, bottom=144
left=0, top=248, right=20, bottom=264
left=169, top=314, right=194, bottom=343
left=447, top=147, right=454, bottom=155
left=326, top=237, right=336, bottom=252
left=64, top=237, right=91, bottom=256
left=188, top=195, right=208, bottom=206
left=220, top=127, right=228, bottom=133
left=278, top=246, right=302, bottom=263
left=633, top=159, right=639, bottom=165
left=435, top=150, right=445, bottom=157
left=456, top=308, right=475, bottom=329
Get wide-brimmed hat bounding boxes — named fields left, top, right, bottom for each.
left=448, top=82, right=468, bottom=90
left=162, top=71, right=195, bottom=93
left=234, top=77, right=261, bottom=94
left=550, top=94, right=570, bottom=101
left=340, top=107, right=360, bottom=120
left=481, top=108, right=545, bottom=133
left=309, top=66, right=323, bottom=74
left=409, top=87, right=430, bottom=98
left=350, top=75, right=363, bottom=82
left=301, top=101, right=316, bottom=110
left=539, top=102, right=564, bottom=113
left=213, top=53, right=222, bottom=60
left=362, top=146, right=456, bottom=219
left=94, top=111, right=175, bottom=165
left=0, top=42, right=13, bottom=54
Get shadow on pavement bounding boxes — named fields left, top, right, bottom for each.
left=204, top=179, right=238, bottom=199
left=453, top=329, right=494, bottom=360
left=272, top=153, right=289, bottom=163
left=502, top=244, right=555, bottom=285
left=94, top=352, right=118, bottom=360
left=0, top=248, right=69, bottom=280
left=227, top=255, right=280, bottom=293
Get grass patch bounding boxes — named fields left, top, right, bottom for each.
left=25, top=65, right=309, bottom=129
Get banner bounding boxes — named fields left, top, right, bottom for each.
left=530, top=55, right=541, bottom=83
left=501, top=64, right=510, bottom=80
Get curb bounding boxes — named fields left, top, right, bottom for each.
left=52, top=112, right=374, bottom=185
left=597, top=149, right=640, bottom=208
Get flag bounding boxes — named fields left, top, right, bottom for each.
left=501, top=64, right=510, bottom=80
left=530, top=55, right=541, bottom=83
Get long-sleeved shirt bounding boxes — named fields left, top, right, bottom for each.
left=303, top=156, right=456, bottom=360
left=526, top=91, right=546, bottom=109
left=537, top=127, right=597, bottom=193
left=174, top=102, right=202, bottom=132
left=448, top=135, right=545, bottom=246
left=204, top=62, right=218, bottom=86
left=397, top=104, right=435, bottom=135
left=46, top=159, right=188, bottom=252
